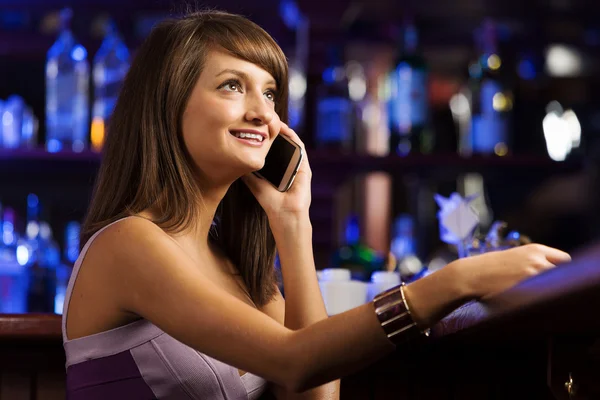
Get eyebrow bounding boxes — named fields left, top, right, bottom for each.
left=216, top=68, right=277, bottom=87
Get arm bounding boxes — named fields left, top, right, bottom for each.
left=276, top=219, right=327, bottom=330
left=276, top=219, right=339, bottom=398
left=261, top=288, right=339, bottom=399
left=97, top=217, right=394, bottom=392
left=242, top=122, right=339, bottom=398
left=262, top=226, right=340, bottom=400
left=98, top=218, right=571, bottom=393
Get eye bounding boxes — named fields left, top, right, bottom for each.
left=264, top=89, right=277, bottom=102
left=219, top=79, right=243, bottom=93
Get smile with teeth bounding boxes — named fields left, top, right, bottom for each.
left=232, top=132, right=264, bottom=142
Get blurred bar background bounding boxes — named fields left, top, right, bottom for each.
left=1, top=0, right=599, bottom=314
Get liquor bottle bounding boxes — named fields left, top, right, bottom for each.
left=0, top=99, right=3, bottom=147
left=92, top=18, right=130, bottom=152
left=388, top=19, right=430, bottom=155
left=288, top=56, right=308, bottom=133
left=279, top=0, right=309, bottom=134
left=1, top=95, right=24, bottom=149
left=315, top=46, right=354, bottom=151
left=27, top=222, right=59, bottom=313
left=21, top=105, right=39, bottom=149
left=352, top=59, right=390, bottom=156
left=55, top=221, right=80, bottom=314
left=463, top=19, right=512, bottom=156
left=330, top=215, right=385, bottom=281
left=0, top=206, right=27, bottom=313
left=23, top=196, right=57, bottom=313
left=390, top=214, right=425, bottom=281
left=46, top=8, right=90, bottom=153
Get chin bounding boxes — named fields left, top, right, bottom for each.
left=231, top=157, right=264, bottom=175
left=241, top=153, right=266, bottom=170
left=247, top=159, right=265, bottom=172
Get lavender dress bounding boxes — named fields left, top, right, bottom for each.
left=62, top=218, right=268, bottom=399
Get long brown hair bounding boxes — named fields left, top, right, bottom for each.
left=82, top=10, right=289, bottom=306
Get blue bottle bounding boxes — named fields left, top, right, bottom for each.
left=21, top=105, right=38, bottom=149
left=0, top=99, right=3, bottom=148
left=390, top=214, right=424, bottom=280
left=46, top=8, right=90, bottom=153
left=54, top=221, right=80, bottom=314
left=92, top=18, right=130, bottom=151
left=0, top=207, right=28, bottom=313
left=315, top=47, right=354, bottom=151
left=2, top=95, right=25, bottom=149
left=388, top=20, right=429, bottom=155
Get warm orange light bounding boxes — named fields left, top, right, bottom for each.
left=91, top=117, right=105, bottom=152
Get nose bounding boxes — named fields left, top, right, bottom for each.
left=244, top=95, right=274, bottom=126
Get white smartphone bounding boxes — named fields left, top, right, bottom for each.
left=254, top=134, right=303, bottom=192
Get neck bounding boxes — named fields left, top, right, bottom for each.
left=185, top=174, right=234, bottom=254
left=195, top=182, right=230, bottom=250
left=141, top=177, right=234, bottom=258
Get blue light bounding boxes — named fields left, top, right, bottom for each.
left=54, top=292, right=65, bottom=315
left=27, top=193, right=39, bottom=209
left=71, top=45, right=87, bottom=62
left=345, top=216, right=360, bottom=245
left=518, top=59, right=536, bottom=80
left=47, top=139, right=62, bottom=153
left=322, top=67, right=336, bottom=84
left=479, top=54, right=489, bottom=67
left=396, top=62, right=411, bottom=75
left=67, top=248, right=79, bottom=263
left=506, top=231, right=521, bottom=241
left=116, top=43, right=130, bottom=63
left=2, top=229, right=14, bottom=246
left=279, top=0, right=302, bottom=30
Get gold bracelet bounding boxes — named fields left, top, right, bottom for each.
left=372, top=283, right=429, bottom=346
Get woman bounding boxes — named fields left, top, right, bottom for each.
left=61, top=10, right=571, bottom=399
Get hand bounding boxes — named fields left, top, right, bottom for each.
left=242, top=122, right=312, bottom=231
left=454, top=243, right=572, bottom=300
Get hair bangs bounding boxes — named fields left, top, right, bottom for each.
left=199, top=16, right=289, bottom=118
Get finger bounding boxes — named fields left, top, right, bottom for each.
left=537, top=245, right=572, bottom=265
left=287, top=168, right=311, bottom=194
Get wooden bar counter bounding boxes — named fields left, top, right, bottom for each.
left=0, top=313, right=64, bottom=399
left=2, top=244, right=600, bottom=399
left=341, top=243, right=600, bottom=400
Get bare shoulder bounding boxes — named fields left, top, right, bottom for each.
left=88, top=216, right=172, bottom=261
left=84, top=216, right=190, bottom=310
left=83, top=215, right=192, bottom=283
left=66, top=217, right=176, bottom=339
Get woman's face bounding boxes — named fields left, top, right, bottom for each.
left=182, top=49, right=281, bottom=185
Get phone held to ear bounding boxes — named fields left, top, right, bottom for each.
left=254, top=134, right=303, bottom=192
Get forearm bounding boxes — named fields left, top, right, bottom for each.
left=402, top=260, right=472, bottom=328
left=289, top=261, right=471, bottom=392
left=273, top=217, right=328, bottom=330
left=273, top=216, right=339, bottom=398
left=289, top=302, right=394, bottom=392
